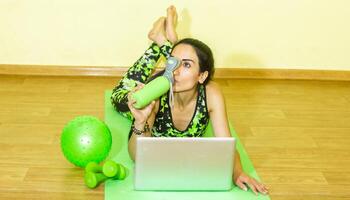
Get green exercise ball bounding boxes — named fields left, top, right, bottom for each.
left=60, top=116, right=112, bottom=168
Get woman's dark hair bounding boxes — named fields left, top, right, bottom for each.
left=147, top=38, right=215, bottom=85
left=173, top=38, right=214, bottom=85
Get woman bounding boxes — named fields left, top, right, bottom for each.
left=111, top=6, right=268, bottom=195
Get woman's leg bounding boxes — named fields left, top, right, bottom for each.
left=159, top=5, right=178, bottom=58
left=111, top=7, right=177, bottom=120
left=111, top=42, right=169, bottom=120
left=166, top=5, right=178, bottom=45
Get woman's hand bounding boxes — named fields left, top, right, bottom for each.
left=127, top=82, right=156, bottom=129
left=234, top=172, right=269, bottom=195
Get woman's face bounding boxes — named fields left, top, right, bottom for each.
left=171, top=44, right=204, bottom=92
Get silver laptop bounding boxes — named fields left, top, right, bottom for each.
left=134, top=137, right=235, bottom=191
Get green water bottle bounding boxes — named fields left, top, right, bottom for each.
left=131, top=57, right=180, bottom=109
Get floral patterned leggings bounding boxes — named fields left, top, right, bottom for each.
left=110, top=41, right=173, bottom=120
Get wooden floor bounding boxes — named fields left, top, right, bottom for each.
left=0, top=75, right=350, bottom=200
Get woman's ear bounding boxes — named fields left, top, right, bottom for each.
left=198, top=71, right=209, bottom=84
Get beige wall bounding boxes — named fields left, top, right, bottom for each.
left=0, top=0, right=349, bottom=70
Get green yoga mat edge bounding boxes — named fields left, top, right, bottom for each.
left=104, top=91, right=270, bottom=200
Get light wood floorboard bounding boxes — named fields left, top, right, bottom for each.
left=0, top=75, right=350, bottom=199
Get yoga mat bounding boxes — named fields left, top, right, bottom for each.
left=104, top=91, right=270, bottom=200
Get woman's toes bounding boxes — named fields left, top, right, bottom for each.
left=166, top=6, right=178, bottom=44
left=148, top=17, right=167, bottom=46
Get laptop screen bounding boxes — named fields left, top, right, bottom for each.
left=134, top=137, right=235, bottom=191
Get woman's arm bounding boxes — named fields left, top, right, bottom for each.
left=205, top=82, right=231, bottom=137
left=205, top=82, right=244, bottom=178
left=126, top=84, right=160, bottom=161
left=128, top=115, right=155, bottom=161
left=206, top=81, right=268, bottom=195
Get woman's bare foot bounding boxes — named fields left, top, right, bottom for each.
left=166, top=5, right=178, bottom=44
left=148, top=17, right=167, bottom=46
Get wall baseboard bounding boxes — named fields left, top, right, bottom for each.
left=214, top=68, right=350, bottom=81
left=1, top=64, right=350, bottom=81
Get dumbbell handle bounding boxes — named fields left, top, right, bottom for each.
left=86, top=160, right=127, bottom=177
left=84, top=172, right=109, bottom=189
left=84, top=160, right=129, bottom=189
left=85, top=162, right=102, bottom=173
left=84, top=167, right=128, bottom=189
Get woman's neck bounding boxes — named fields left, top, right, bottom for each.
left=173, top=86, right=198, bottom=110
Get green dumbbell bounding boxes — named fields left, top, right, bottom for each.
left=84, top=160, right=129, bottom=189
left=85, top=161, right=101, bottom=173
left=84, top=171, right=109, bottom=189
left=103, top=160, right=127, bottom=178
left=84, top=168, right=128, bottom=189
left=85, top=160, right=128, bottom=179
left=116, top=163, right=128, bottom=180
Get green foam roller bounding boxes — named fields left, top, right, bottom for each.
left=131, top=76, right=170, bottom=109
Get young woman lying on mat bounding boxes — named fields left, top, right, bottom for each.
left=111, top=5, right=268, bottom=195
